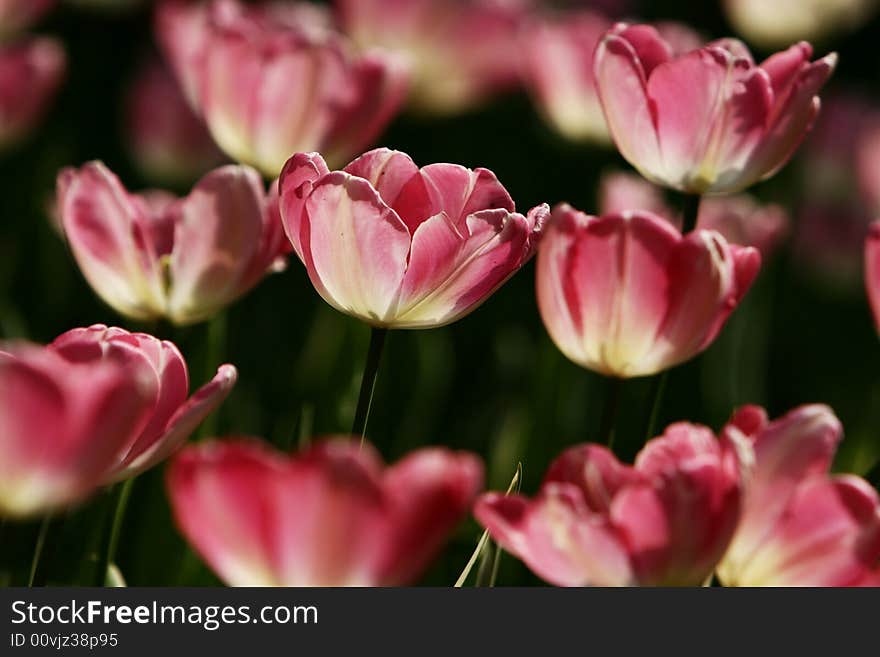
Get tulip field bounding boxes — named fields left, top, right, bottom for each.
left=1, top=0, right=880, bottom=589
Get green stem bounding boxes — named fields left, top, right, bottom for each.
left=197, top=313, right=227, bottom=440
left=352, top=327, right=388, bottom=444
left=642, top=371, right=669, bottom=443
left=599, top=377, right=623, bottom=448
left=27, top=516, right=51, bottom=587
left=95, top=478, right=134, bottom=586
left=681, top=194, right=702, bottom=234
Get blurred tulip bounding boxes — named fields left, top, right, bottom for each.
left=593, top=23, right=836, bottom=194
left=168, top=438, right=482, bottom=586
left=124, top=58, right=225, bottom=185
left=717, top=405, right=880, bottom=586
left=0, top=37, right=65, bottom=148
left=0, top=0, right=54, bottom=39
left=279, top=148, right=548, bottom=329
left=599, top=171, right=789, bottom=257
left=724, top=0, right=877, bottom=50
left=535, top=204, right=760, bottom=378
left=866, top=222, right=880, bottom=332
left=475, top=422, right=746, bottom=586
left=57, top=161, right=288, bottom=325
left=51, top=325, right=237, bottom=482
left=336, top=0, right=525, bottom=115
left=0, top=340, right=152, bottom=517
left=524, top=13, right=700, bottom=144
left=156, top=0, right=407, bottom=177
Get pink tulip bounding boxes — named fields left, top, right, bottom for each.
left=0, top=341, right=152, bottom=517
left=51, top=325, right=237, bottom=482
left=156, top=0, right=407, bottom=177
left=0, top=0, right=54, bottom=38
left=475, top=422, right=746, bottom=586
left=599, top=171, right=789, bottom=257
left=717, top=405, right=880, bottom=586
left=865, top=222, right=880, bottom=333
left=535, top=204, right=760, bottom=378
left=167, top=438, right=482, bottom=586
left=724, top=0, right=876, bottom=50
left=57, top=161, right=289, bottom=324
left=336, top=0, right=525, bottom=115
left=279, top=148, right=548, bottom=328
left=0, top=37, right=65, bottom=148
left=125, top=58, right=225, bottom=185
left=593, top=23, right=836, bottom=194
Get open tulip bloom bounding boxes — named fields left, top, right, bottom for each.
left=280, top=148, right=548, bottom=329
left=0, top=325, right=236, bottom=517
left=593, top=23, right=837, bottom=194
left=167, top=438, right=482, bottom=586
left=717, top=405, right=880, bottom=586
left=475, top=422, right=746, bottom=586
left=156, top=0, right=408, bottom=177
left=57, top=161, right=289, bottom=325
left=536, top=204, right=760, bottom=378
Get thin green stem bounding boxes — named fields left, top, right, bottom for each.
left=352, top=327, right=388, bottom=445
left=681, top=194, right=702, bottom=234
left=642, top=371, right=669, bottom=443
left=197, top=313, right=227, bottom=440
left=27, top=516, right=51, bottom=587
left=599, top=377, right=623, bottom=448
left=95, top=478, right=134, bottom=587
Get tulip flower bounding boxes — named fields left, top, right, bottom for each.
left=57, top=161, right=289, bottom=325
left=593, top=23, right=837, bottom=194
left=0, top=341, right=152, bottom=517
left=535, top=204, right=760, bottom=378
left=865, top=222, right=880, bottom=333
left=124, top=58, right=225, bottom=185
left=717, top=405, right=880, bottom=586
left=51, top=324, right=237, bottom=482
left=167, top=438, right=483, bottom=586
left=599, top=171, right=789, bottom=257
left=0, top=37, right=65, bottom=148
left=336, top=0, right=525, bottom=115
left=280, top=148, right=548, bottom=329
left=156, top=0, right=407, bottom=177
left=724, top=0, right=876, bottom=50
left=475, top=422, right=746, bottom=586
left=0, top=0, right=54, bottom=39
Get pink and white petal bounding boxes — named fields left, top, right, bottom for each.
left=593, top=33, right=663, bottom=184
left=378, top=448, right=483, bottom=585
left=865, top=221, right=880, bottom=332
left=278, top=151, right=331, bottom=261
left=719, top=404, right=843, bottom=583
left=747, top=53, right=837, bottom=182
left=343, top=147, right=419, bottom=207
left=272, top=440, right=389, bottom=586
left=167, top=165, right=265, bottom=324
left=120, top=364, right=237, bottom=479
left=543, top=443, right=640, bottom=514
left=614, top=24, right=674, bottom=77
left=58, top=163, right=167, bottom=320
left=760, top=42, right=813, bottom=100
left=730, top=475, right=880, bottom=586
left=304, top=172, right=410, bottom=324
left=395, top=209, right=530, bottom=327
left=475, top=485, right=634, bottom=587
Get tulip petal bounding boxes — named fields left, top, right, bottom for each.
left=166, top=165, right=266, bottom=324
left=594, top=33, right=663, bottom=184
left=302, top=172, right=410, bottom=324
left=279, top=151, right=331, bottom=261
left=378, top=448, right=483, bottom=585
left=343, top=147, right=419, bottom=208
left=543, top=444, right=641, bottom=513
left=58, top=162, right=167, bottom=320
left=475, top=485, right=633, bottom=586
left=866, top=222, right=880, bottom=332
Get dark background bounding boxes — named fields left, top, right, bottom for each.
left=1, top=0, right=879, bottom=586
